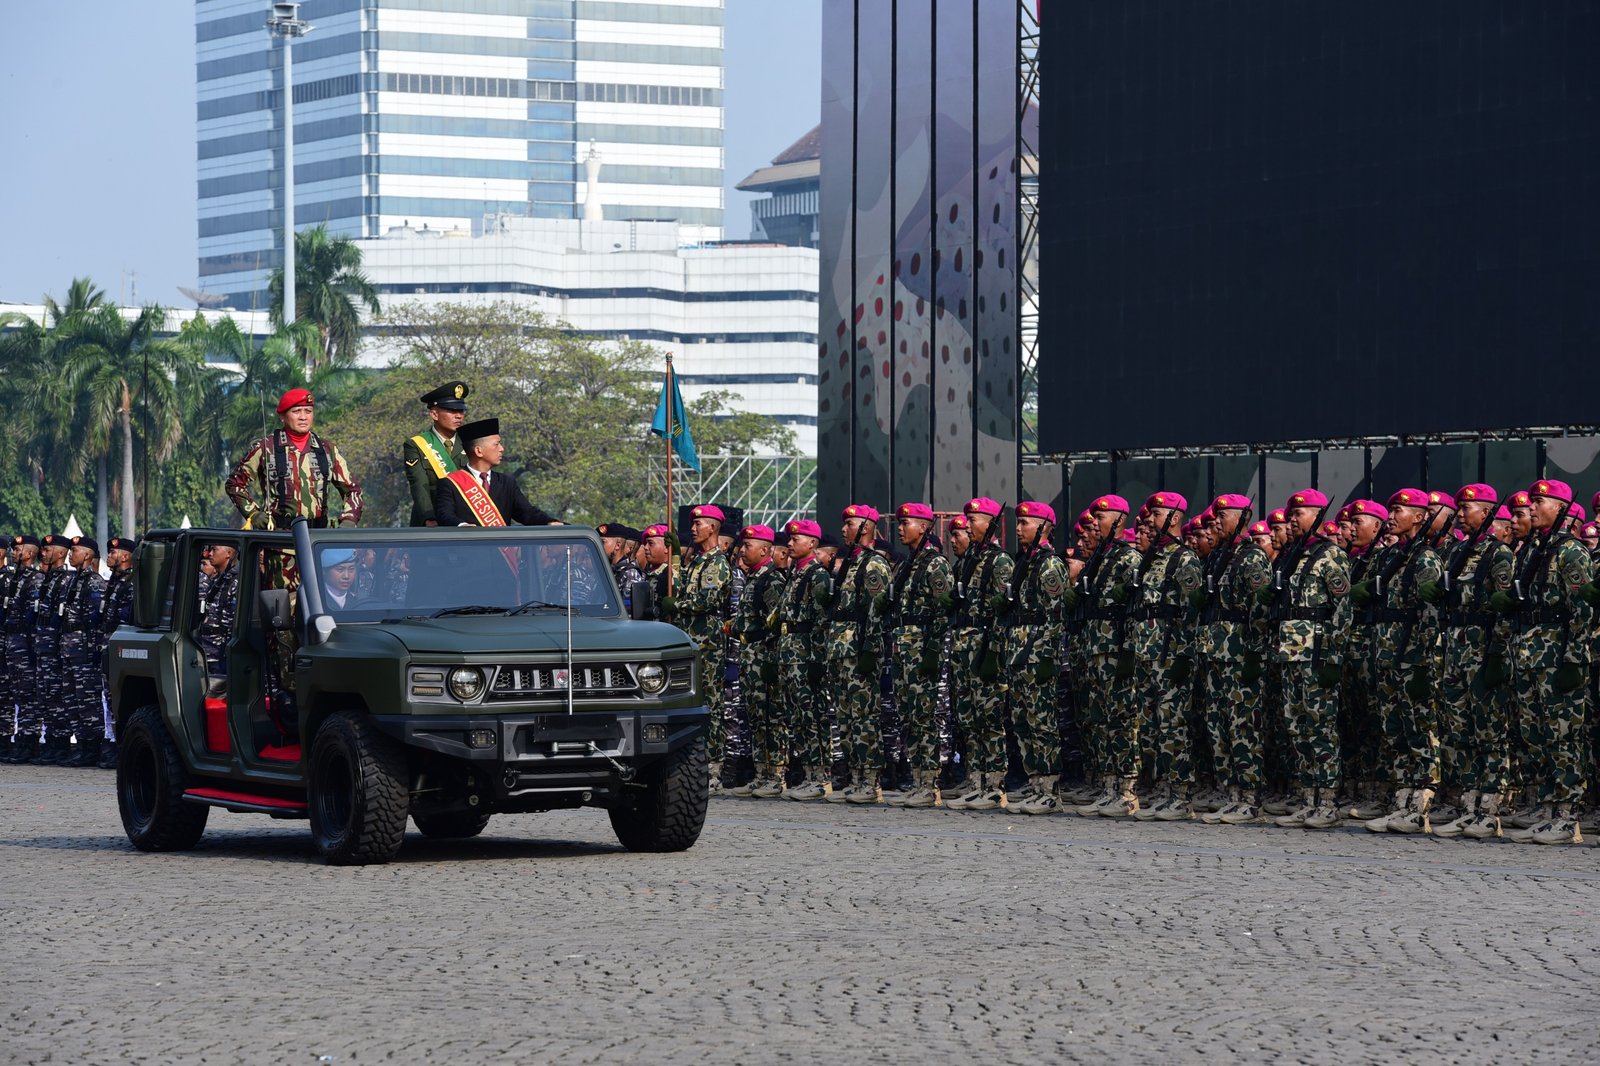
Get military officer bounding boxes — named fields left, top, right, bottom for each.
left=598, top=523, right=645, bottom=611
left=404, top=381, right=470, bottom=526
left=227, top=388, right=363, bottom=531
left=821, top=505, right=894, bottom=804
left=1340, top=500, right=1392, bottom=822
left=0, top=536, right=12, bottom=762
left=32, top=535, right=76, bottom=764
left=197, top=543, right=241, bottom=697
left=883, top=502, right=954, bottom=808
left=943, top=498, right=1017, bottom=811
left=1001, top=501, right=1069, bottom=814
left=2, top=536, right=42, bottom=762
left=777, top=519, right=833, bottom=800
left=662, top=505, right=733, bottom=790
left=60, top=537, right=107, bottom=766
left=729, top=525, right=788, bottom=798
left=97, top=536, right=137, bottom=768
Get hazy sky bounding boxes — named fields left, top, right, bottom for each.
left=0, top=1, right=821, bottom=308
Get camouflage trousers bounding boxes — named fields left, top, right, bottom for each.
left=34, top=644, right=67, bottom=737
left=5, top=635, right=35, bottom=737
left=1338, top=645, right=1387, bottom=790
left=1004, top=626, right=1062, bottom=778
left=1436, top=631, right=1509, bottom=795
left=830, top=650, right=882, bottom=774
left=1510, top=630, right=1589, bottom=805
left=1262, top=662, right=1290, bottom=792
left=891, top=626, right=942, bottom=772
left=740, top=643, right=783, bottom=771
left=1280, top=661, right=1342, bottom=792
left=64, top=647, right=105, bottom=742
left=1085, top=652, right=1139, bottom=779
left=780, top=645, right=830, bottom=777
left=1067, top=648, right=1097, bottom=778
left=949, top=628, right=1008, bottom=777
left=1136, top=652, right=1193, bottom=788
left=1199, top=656, right=1265, bottom=793
left=1375, top=657, right=1439, bottom=790
left=695, top=638, right=727, bottom=763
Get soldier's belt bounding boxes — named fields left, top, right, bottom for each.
left=1130, top=605, right=1181, bottom=621
left=1284, top=606, right=1335, bottom=622
left=1524, top=607, right=1573, bottom=625
left=1014, top=611, right=1052, bottom=625
left=778, top=621, right=815, bottom=635
left=1367, top=607, right=1419, bottom=624
left=1082, top=607, right=1126, bottom=621
left=1444, top=610, right=1498, bottom=627
left=894, top=614, right=943, bottom=627
left=1211, top=608, right=1250, bottom=623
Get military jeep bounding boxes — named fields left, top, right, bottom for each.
left=107, top=519, right=708, bottom=865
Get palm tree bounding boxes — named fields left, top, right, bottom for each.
left=268, top=223, right=381, bottom=373
left=44, top=276, right=107, bottom=326
left=179, top=314, right=312, bottom=458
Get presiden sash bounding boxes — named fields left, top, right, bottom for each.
left=445, top=470, right=506, bottom=526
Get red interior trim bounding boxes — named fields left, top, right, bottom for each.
left=258, top=744, right=302, bottom=762
left=185, top=787, right=307, bottom=811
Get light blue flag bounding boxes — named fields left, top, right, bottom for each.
left=650, top=368, right=700, bottom=472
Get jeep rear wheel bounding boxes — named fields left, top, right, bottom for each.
left=118, top=705, right=209, bottom=852
left=609, top=734, right=708, bottom=852
left=412, top=811, right=492, bottom=839
left=308, top=711, right=410, bottom=866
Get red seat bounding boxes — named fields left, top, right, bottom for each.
left=203, top=697, right=230, bottom=754
left=258, top=744, right=302, bottom=763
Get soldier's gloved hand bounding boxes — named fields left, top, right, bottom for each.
left=1169, top=657, right=1193, bottom=684
left=759, top=661, right=779, bottom=684
left=989, top=592, right=1014, bottom=616
left=977, top=648, right=1001, bottom=681
left=1113, top=650, right=1136, bottom=680
left=812, top=584, right=832, bottom=608
left=937, top=592, right=955, bottom=610
left=1240, top=650, right=1264, bottom=684
left=1186, top=588, right=1208, bottom=610
left=1404, top=672, right=1431, bottom=701
left=1418, top=580, right=1445, bottom=605
left=806, top=662, right=825, bottom=685
left=1480, top=652, right=1508, bottom=689
left=1034, top=656, right=1058, bottom=683
left=1489, top=591, right=1518, bottom=614
left=1578, top=581, right=1600, bottom=606
left=1351, top=580, right=1375, bottom=605
left=1316, top=662, right=1342, bottom=688
left=1554, top=661, right=1585, bottom=693
left=659, top=595, right=678, bottom=616
left=1111, top=586, right=1132, bottom=606
left=1255, top=584, right=1276, bottom=606
left=872, top=593, right=889, bottom=614
left=1060, top=586, right=1081, bottom=610
left=918, top=646, right=940, bottom=678
left=665, top=528, right=681, bottom=554
left=857, top=650, right=880, bottom=678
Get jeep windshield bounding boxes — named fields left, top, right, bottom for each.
left=303, top=533, right=620, bottom=621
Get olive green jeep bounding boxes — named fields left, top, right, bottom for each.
left=107, top=518, right=708, bottom=865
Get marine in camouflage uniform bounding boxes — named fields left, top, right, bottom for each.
left=1431, top=485, right=1517, bottom=838
left=1355, top=489, right=1444, bottom=833
left=1501, top=479, right=1593, bottom=845
left=598, top=523, right=646, bottom=614
left=1266, top=490, right=1352, bottom=830
left=59, top=537, right=108, bottom=766
left=943, top=498, right=1017, bottom=811
left=1126, top=493, right=1204, bottom=821
left=225, top=388, right=363, bottom=533
left=0, top=538, right=15, bottom=762
left=196, top=545, right=242, bottom=697
left=663, top=505, right=733, bottom=788
left=822, top=505, right=894, bottom=804
left=97, top=536, right=138, bottom=768
left=32, top=536, right=75, bottom=763
left=884, top=502, right=954, bottom=808
left=1194, top=496, right=1274, bottom=824
left=728, top=525, right=788, bottom=797
left=2, top=537, right=43, bottom=762
left=1066, top=497, right=1142, bottom=817
left=777, top=520, right=834, bottom=800
left=1000, top=502, right=1068, bottom=814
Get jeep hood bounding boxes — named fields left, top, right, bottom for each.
left=366, top=616, right=693, bottom=657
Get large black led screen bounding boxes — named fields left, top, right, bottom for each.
left=1040, top=2, right=1600, bottom=454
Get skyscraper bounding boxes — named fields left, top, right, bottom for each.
left=196, top=0, right=725, bottom=310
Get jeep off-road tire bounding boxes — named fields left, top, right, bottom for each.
left=609, top=734, right=708, bottom=852
left=117, top=705, right=209, bottom=851
left=411, top=811, right=492, bottom=839
left=308, top=711, right=410, bottom=866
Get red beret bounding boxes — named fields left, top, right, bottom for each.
left=1145, top=491, right=1188, bottom=512
left=690, top=504, right=726, bottom=523
left=1509, top=490, right=1532, bottom=508
left=1248, top=521, right=1270, bottom=536
left=1428, top=490, right=1456, bottom=509
left=895, top=502, right=934, bottom=521
left=1212, top=493, right=1252, bottom=511
left=949, top=514, right=971, bottom=531
left=1016, top=501, right=1056, bottom=524
left=1529, top=479, right=1574, bottom=504
left=1388, top=488, right=1429, bottom=509
left=641, top=524, right=668, bottom=539
left=1493, top=505, right=1513, bottom=521
left=1268, top=508, right=1288, bottom=524
left=963, top=497, right=1002, bottom=517
left=1349, top=499, right=1389, bottom=522
left=1571, top=504, right=1588, bottom=523
left=740, top=524, right=776, bottom=543
left=785, top=519, right=822, bottom=539
left=843, top=504, right=881, bottom=523
left=1286, top=489, right=1329, bottom=509
left=1089, top=494, right=1130, bottom=515
left=277, top=387, right=314, bottom=413
left=1457, top=483, right=1498, bottom=505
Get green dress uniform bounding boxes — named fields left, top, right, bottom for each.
left=404, top=427, right=467, bottom=526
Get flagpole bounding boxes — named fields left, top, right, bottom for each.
left=665, top=354, right=675, bottom=598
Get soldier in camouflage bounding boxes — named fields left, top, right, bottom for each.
left=881, top=502, right=954, bottom=809
left=226, top=388, right=362, bottom=531
left=729, top=525, right=788, bottom=798
left=1194, top=495, right=1275, bottom=824
left=0, top=537, right=14, bottom=763
left=1264, top=490, right=1352, bottom=830
left=661, top=504, right=733, bottom=790
left=196, top=543, right=241, bottom=698
left=777, top=519, right=833, bottom=800
left=597, top=523, right=646, bottom=614
left=2, top=536, right=43, bottom=762
left=1500, top=479, right=1593, bottom=845
left=1125, top=492, right=1204, bottom=821
left=60, top=537, right=108, bottom=766
left=822, top=505, right=894, bottom=804
left=1356, top=489, right=1445, bottom=833
left=96, top=536, right=137, bottom=768
left=1000, top=501, right=1068, bottom=814
left=33, top=535, right=75, bottom=764
left=1339, top=500, right=1392, bottom=821
left=1430, top=484, right=1517, bottom=838
left=943, top=498, right=1017, bottom=811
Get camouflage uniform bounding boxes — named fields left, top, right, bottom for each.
left=777, top=552, right=832, bottom=791
left=1002, top=544, right=1067, bottom=782
left=1128, top=540, right=1203, bottom=807
left=672, top=546, right=732, bottom=769
left=225, top=428, right=363, bottom=530
left=1368, top=537, right=1443, bottom=793
left=3, top=560, right=43, bottom=752
left=824, top=544, right=894, bottom=787
left=947, top=539, right=1016, bottom=785
left=1271, top=536, right=1352, bottom=807
left=611, top=556, right=645, bottom=614
left=889, top=541, right=954, bottom=782
left=1070, top=538, right=1140, bottom=795
left=1340, top=544, right=1387, bottom=806
left=197, top=562, right=241, bottom=693
left=1508, top=532, right=1592, bottom=807
left=59, top=565, right=107, bottom=762
left=34, top=564, right=73, bottom=753
left=1197, top=540, right=1274, bottom=802
left=0, top=552, right=16, bottom=754
left=733, top=561, right=788, bottom=785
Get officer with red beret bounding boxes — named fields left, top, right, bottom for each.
left=662, top=504, right=733, bottom=790
left=883, top=503, right=955, bottom=808
left=225, top=387, right=363, bottom=530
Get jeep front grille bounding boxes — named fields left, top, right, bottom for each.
left=487, top=663, right=639, bottom=702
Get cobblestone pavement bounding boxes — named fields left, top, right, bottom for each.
left=4, top=765, right=1599, bottom=1065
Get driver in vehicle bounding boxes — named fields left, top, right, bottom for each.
left=321, top=549, right=366, bottom=611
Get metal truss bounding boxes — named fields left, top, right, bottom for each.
left=1019, top=0, right=1042, bottom=459
left=1031, top=426, right=1600, bottom=467
left=646, top=454, right=819, bottom=528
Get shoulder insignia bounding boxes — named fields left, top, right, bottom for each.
left=1326, top=568, right=1351, bottom=597
left=405, top=459, right=419, bottom=467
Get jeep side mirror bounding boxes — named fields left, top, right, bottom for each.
left=629, top=578, right=656, bottom=621
left=307, top=613, right=337, bottom=645
left=258, top=589, right=294, bottom=631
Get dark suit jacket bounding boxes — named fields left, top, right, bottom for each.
left=434, top=469, right=557, bottom=527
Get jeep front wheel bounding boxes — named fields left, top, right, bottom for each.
left=609, top=734, right=708, bottom=852
left=117, top=705, right=209, bottom=852
left=308, top=711, right=410, bottom=866
left=412, top=811, right=492, bottom=839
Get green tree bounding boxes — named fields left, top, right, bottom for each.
left=267, top=223, right=381, bottom=373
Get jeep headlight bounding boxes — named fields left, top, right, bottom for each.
left=637, top=663, right=666, bottom=694
left=448, top=666, right=485, bottom=702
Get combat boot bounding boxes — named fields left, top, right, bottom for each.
left=0, top=735, right=15, bottom=764
left=1219, top=790, right=1264, bottom=825
left=1503, top=804, right=1553, bottom=843
left=37, top=735, right=68, bottom=766
left=1154, top=788, right=1194, bottom=821
left=844, top=767, right=882, bottom=804
left=1386, top=788, right=1433, bottom=834
left=1096, top=777, right=1139, bottom=818
left=788, top=774, right=828, bottom=801
left=1505, top=800, right=1546, bottom=830
left=1346, top=782, right=1390, bottom=822
left=1302, top=790, right=1344, bottom=829
left=1531, top=804, right=1583, bottom=845
left=1461, top=793, right=1502, bottom=839
left=1261, top=792, right=1293, bottom=817
left=824, top=768, right=852, bottom=803
left=65, top=738, right=95, bottom=768
left=1013, top=775, right=1061, bottom=815
left=1363, top=789, right=1413, bottom=833
left=1200, top=788, right=1242, bottom=824
left=892, top=770, right=939, bottom=809
left=1073, top=776, right=1115, bottom=816
left=1274, top=789, right=1318, bottom=828
left=1131, top=784, right=1170, bottom=821
left=752, top=766, right=786, bottom=799
left=959, top=773, right=1006, bottom=811
left=707, top=761, right=725, bottom=796
left=96, top=739, right=118, bottom=771
left=1432, top=790, right=1479, bottom=839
